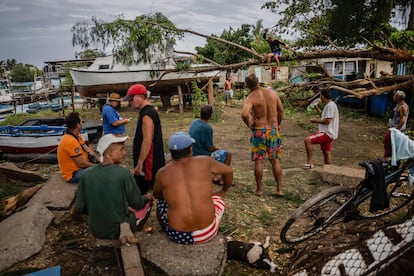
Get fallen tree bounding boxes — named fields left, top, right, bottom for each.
left=71, top=14, right=413, bottom=102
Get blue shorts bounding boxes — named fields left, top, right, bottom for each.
left=69, top=169, right=84, bottom=183
left=272, top=50, right=282, bottom=56
left=212, top=150, right=228, bottom=163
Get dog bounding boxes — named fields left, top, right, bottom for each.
left=227, top=236, right=279, bottom=273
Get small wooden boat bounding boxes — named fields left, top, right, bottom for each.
left=0, top=125, right=89, bottom=163
left=26, top=102, right=69, bottom=114
left=19, top=117, right=103, bottom=143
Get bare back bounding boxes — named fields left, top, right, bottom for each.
left=242, top=86, right=283, bottom=129
left=154, top=155, right=231, bottom=231
left=224, top=79, right=233, bottom=90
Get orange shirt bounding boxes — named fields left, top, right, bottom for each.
left=57, top=133, right=87, bottom=181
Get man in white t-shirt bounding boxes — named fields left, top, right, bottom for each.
left=304, top=89, right=339, bottom=168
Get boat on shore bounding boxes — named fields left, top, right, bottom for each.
left=70, top=53, right=221, bottom=98
left=0, top=81, right=14, bottom=104
left=0, top=118, right=102, bottom=163
left=0, top=125, right=88, bottom=163
left=18, top=117, right=102, bottom=143
left=0, top=104, right=14, bottom=114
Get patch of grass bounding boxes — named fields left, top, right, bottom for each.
left=296, top=121, right=314, bottom=132
left=0, top=182, right=24, bottom=200
left=258, top=208, right=274, bottom=226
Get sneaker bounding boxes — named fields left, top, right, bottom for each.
left=303, top=163, right=314, bottom=170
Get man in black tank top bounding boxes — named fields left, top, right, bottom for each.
left=124, top=84, right=165, bottom=194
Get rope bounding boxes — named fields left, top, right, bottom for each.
left=20, top=146, right=58, bottom=165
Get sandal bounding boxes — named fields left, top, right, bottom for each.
left=303, top=163, right=314, bottom=170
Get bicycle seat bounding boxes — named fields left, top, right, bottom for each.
left=359, top=161, right=375, bottom=175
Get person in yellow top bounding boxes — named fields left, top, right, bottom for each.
left=57, top=112, right=98, bottom=183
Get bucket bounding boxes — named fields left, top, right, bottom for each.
left=369, top=92, right=390, bottom=117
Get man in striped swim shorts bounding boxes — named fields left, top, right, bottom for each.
left=241, top=73, right=284, bottom=197
left=153, top=132, right=233, bottom=244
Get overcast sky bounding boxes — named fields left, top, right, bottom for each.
left=0, top=0, right=282, bottom=68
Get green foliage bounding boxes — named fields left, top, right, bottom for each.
left=196, top=24, right=255, bottom=66
left=191, top=80, right=207, bottom=117
left=0, top=113, right=30, bottom=126
left=75, top=49, right=104, bottom=59
left=59, top=62, right=78, bottom=92
left=71, top=13, right=184, bottom=66
left=0, top=110, right=66, bottom=127
left=391, top=30, right=414, bottom=48
left=10, top=64, right=41, bottom=82
left=234, top=89, right=250, bottom=100
left=262, top=0, right=411, bottom=48
left=388, top=29, right=414, bottom=71
left=175, top=62, right=190, bottom=72
left=0, top=59, right=17, bottom=71
left=250, top=38, right=269, bottom=54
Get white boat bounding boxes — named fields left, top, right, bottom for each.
left=30, top=76, right=54, bottom=95
left=0, top=81, right=14, bottom=104
left=70, top=51, right=221, bottom=98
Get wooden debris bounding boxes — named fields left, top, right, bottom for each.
left=0, top=184, right=43, bottom=217
left=0, top=162, right=47, bottom=184
left=119, top=222, right=145, bottom=276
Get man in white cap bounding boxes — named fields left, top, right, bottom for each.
left=153, top=132, right=233, bottom=244
left=102, top=92, right=130, bottom=135
left=74, top=134, right=153, bottom=239
left=124, top=84, right=165, bottom=195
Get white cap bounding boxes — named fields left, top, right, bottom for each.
left=97, top=134, right=128, bottom=156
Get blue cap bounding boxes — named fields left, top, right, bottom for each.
left=168, top=132, right=195, bottom=150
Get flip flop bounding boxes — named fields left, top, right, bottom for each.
left=303, top=163, right=314, bottom=170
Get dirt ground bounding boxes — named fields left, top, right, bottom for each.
left=2, top=99, right=413, bottom=275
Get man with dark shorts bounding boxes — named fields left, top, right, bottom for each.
left=263, top=28, right=289, bottom=71
left=304, top=89, right=339, bottom=168
left=241, top=73, right=284, bottom=196
left=124, top=84, right=165, bottom=194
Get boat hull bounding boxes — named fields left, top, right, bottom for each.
left=70, top=68, right=221, bottom=98
left=0, top=126, right=89, bottom=159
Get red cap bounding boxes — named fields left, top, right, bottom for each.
left=123, top=84, right=147, bottom=101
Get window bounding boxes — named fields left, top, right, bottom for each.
left=98, top=64, right=110, bottom=70
left=334, top=62, right=343, bottom=75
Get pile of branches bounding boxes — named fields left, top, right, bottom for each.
left=278, top=70, right=414, bottom=108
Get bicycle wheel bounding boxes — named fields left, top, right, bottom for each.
left=356, top=174, right=414, bottom=219
left=82, top=102, right=91, bottom=112
left=280, top=185, right=353, bottom=244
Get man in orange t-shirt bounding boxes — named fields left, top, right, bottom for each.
left=57, top=112, right=98, bottom=183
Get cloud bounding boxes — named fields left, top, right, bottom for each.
left=0, top=0, right=280, bottom=67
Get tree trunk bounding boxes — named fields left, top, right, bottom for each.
left=408, top=0, right=414, bottom=30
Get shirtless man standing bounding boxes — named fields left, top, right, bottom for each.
left=154, top=132, right=233, bottom=244
left=224, top=75, right=235, bottom=106
left=241, top=73, right=284, bottom=197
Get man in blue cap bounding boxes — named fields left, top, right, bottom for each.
left=153, top=132, right=233, bottom=244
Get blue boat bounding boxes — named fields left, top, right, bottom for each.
left=26, top=102, right=68, bottom=114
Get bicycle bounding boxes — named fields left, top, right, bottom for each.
left=280, top=158, right=414, bottom=244
left=82, top=97, right=100, bottom=111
